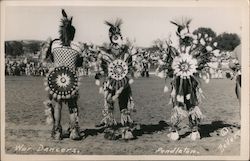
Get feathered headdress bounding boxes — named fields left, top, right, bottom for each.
left=170, top=17, right=192, bottom=36
left=59, top=9, right=75, bottom=46
left=104, top=19, right=123, bottom=43
left=170, top=17, right=193, bottom=46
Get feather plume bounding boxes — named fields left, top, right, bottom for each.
left=104, top=20, right=114, bottom=27
left=170, top=20, right=180, bottom=27
left=59, top=9, right=75, bottom=46
left=186, top=18, right=192, bottom=27
left=170, top=17, right=192, bottom=27
left=62, top=9, right=68, bottom=18
left=115, top=18, right=123, bottom=27
left=105, top=18, right=123, bottom=28
left=70, top=17, right=73, bottom=25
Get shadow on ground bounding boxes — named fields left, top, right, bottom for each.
left=75, top=120, right=240, bottom=140
left=198, top=120, right=240, bottom=138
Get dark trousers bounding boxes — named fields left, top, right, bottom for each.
left=107, top=85, right=132, bottom=111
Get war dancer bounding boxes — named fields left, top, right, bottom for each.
left=156, top=18, right=219, bottom=141
left=228, top=44, right=241, bottom=104
left=95, top=19, right=140, bottom=140
left=43, top=9, right=83, bottom=140
left=141, top=51, right=150, bottom=77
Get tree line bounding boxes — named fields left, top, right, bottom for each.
left=5, top=28, right=241, bottom=58
left=5, top=40, right=43, bottom=58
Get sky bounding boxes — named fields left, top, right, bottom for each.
left=5, top=6, right=243, bottom=47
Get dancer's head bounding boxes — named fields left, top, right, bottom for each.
left=170, top=17, right=191, bottom=37
left=104, top=19, right=123, bottom=45
left=59, top=9, right=75, bottom=46
left=170, top=17, right=193, bottom=46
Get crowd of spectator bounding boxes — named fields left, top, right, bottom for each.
left=5, top=59, right=48, bottom=76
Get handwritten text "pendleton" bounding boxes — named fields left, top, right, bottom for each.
left=155, top=147, right=200, bottom=155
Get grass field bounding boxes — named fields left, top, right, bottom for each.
left=5, top=76, right=240, bottom=155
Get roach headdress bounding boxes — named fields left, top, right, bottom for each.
left=104, top=19, right=123, bottom=44
left=59, top=9, right=75, bottom=46
left=170, top=17, right=192, bottom=36
left=170, top=17, right=193, bottom=46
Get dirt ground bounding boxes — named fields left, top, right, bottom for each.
left=5, top=76, right=240, bottom=155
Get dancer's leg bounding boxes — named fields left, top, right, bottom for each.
left=52, top=101, right=63, bottom=140
left=118, top=85, right=134, bottom=139
left=118, top=85, right=133, bottom=126
left=187, top=102, right=203, bottom=140
left=99, top=88, right=116, bottom=127
left=68, top=97, right=81, bottom=140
